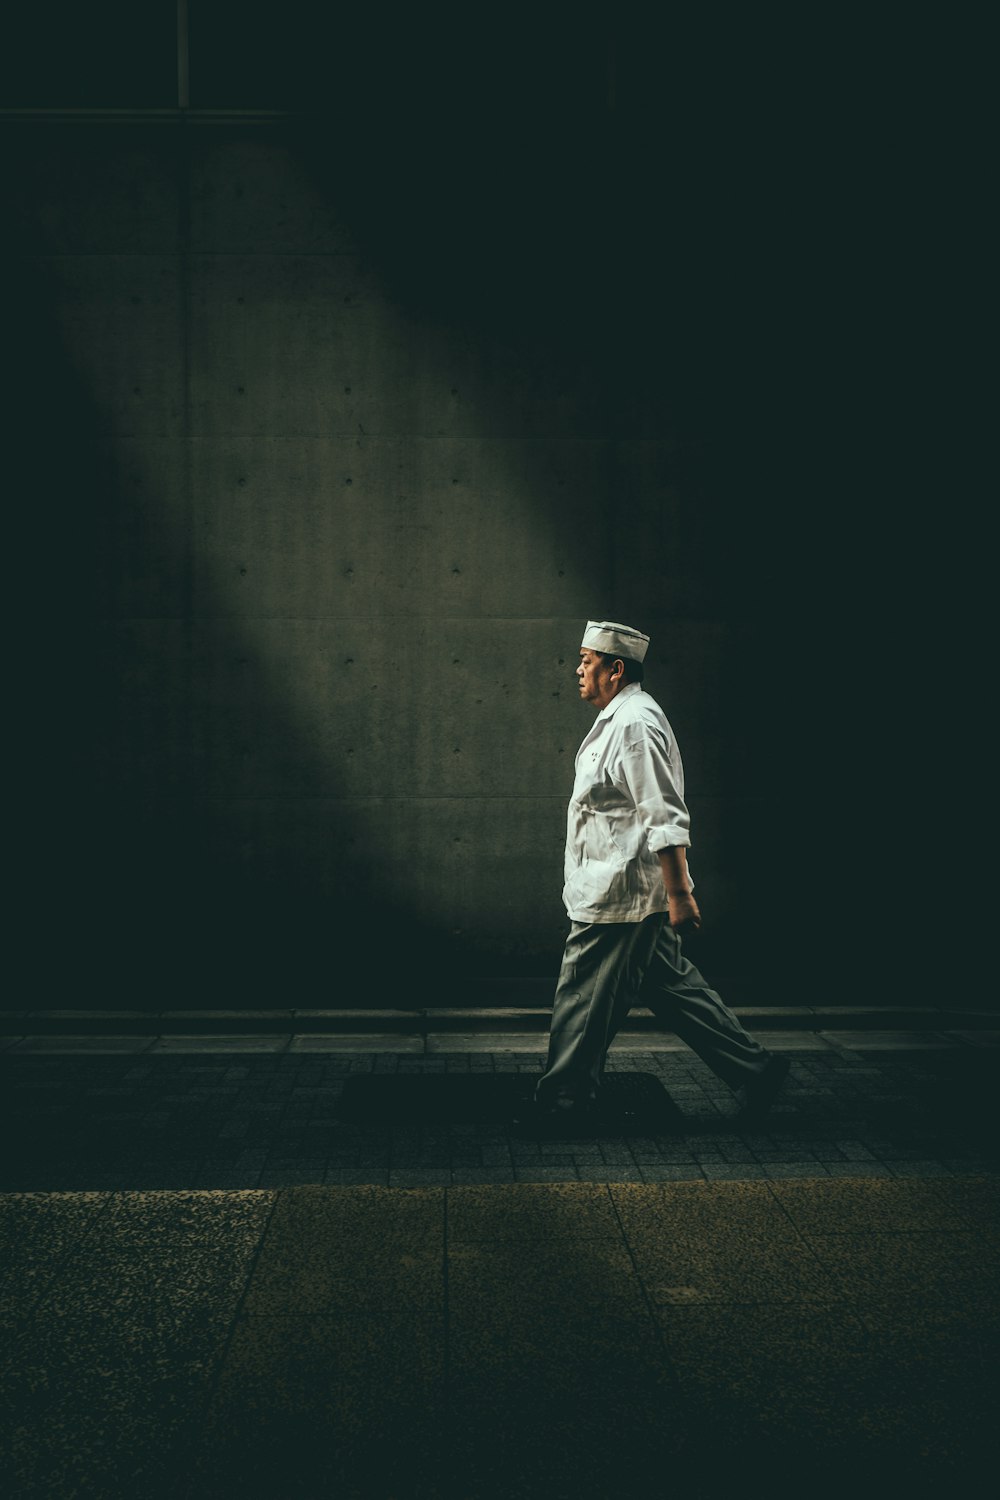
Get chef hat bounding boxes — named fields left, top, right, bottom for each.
left=580, top=620, right=650, bottom=662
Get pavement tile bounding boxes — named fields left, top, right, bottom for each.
left=93, top=1166, right=202, bottom=1191
left=0, top=1192, right=111, bottom=1323
left=447, top=1241, right=678, bottom=1493
left=764, top=1161, right=831, bottom=1177
left=388, top=1168, right=452, bottom=1186
left=610, top=1179, right=800, bottom=1239
left=197, top=1171, right=261, bottom=1188
left=9, top=1036, right=156, bottom=1053
left=655, top=1299, right=869, bottom=1371
left=929, top=1174, right=1000, bottom=1227
left=246, top=1255, right=444, bottom=1315
left=855, top=1297, right=1000, bottom=1347
left=941, top=1154, right=992, bottom=1172
left=257, top=1170, right=327, bottom=1185
left=804, top=1230, right=1000, bottom=1301
left=753, top=1031, right=837, bottom=1051
left=95, top=1189, right=275, bottom=1249
left=647, top=1301, right=983, bottom=1480
left=287, top=1033, right=424, bottom=1052
left=449, top=1167, right=517, bottom=1184
left=823, top=1161, right=894, bottom=1177
left=570, top=1166, right=615, bottom=1182
left=834, top=1141, right=879, bottom=1159
left=639, top=1165, right=707, bottom=1181
left=702, top=1163, right=769, bottom=1180
left=514, top=1165, right=582, bottom=1181
left=322, top=1168, right=389, bottom=1185
left=1, top=1311, right=227, bottom=1498
left=25, top=1191, right=274, bottom=1323
left=193, top=1309, right=444, bottom=1498
left=447, top=1182, right=621, bottom=1242
left=769, top=1177, right=977, bottom=1234
left=268, top=1181, right=443, bottom=1233
left=447, top=1150, right=484, bottom=1168
left=37, top=1243, right=256, bottom=1321
left=149, top=1036, right=290, bottom=1053
left=627, top=1229, right=844, bottom=1305
left=480, top=1146, right=514, bottom=1166
left=427, top=1033, right=545, bottom=1052
left=819, top=1031, right=960, bottom=1049
left=448, top=1240, right=641, bottom=1305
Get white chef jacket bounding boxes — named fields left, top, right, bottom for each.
left=562, top=682, right=692, bottom=923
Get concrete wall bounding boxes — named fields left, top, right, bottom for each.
left=4, top=44, right=881, bottom=1009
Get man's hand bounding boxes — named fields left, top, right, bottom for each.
left=667, top=890, right=702, bottom=936
left=657, top=848, right=701, bottom=934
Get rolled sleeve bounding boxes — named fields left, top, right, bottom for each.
left=620, top=731, right=690, bottom=853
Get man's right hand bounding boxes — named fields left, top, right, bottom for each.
left=668, top=891, right=702, bottom=936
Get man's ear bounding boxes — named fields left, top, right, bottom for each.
left=611, top=658, right=625, bottom=681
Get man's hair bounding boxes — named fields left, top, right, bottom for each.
left=600, top=652, right=644, bottom=683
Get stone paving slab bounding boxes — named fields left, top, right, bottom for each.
left=425, top=1032, right=549, bottom=1052
left=288, top=1033, right=425, bottom=1052
left=147, top=1035, right=292, bottom=1053
left=5, top=1036, right=158, bottom=1053
left=818, top=1030, right=961, bottom=1049
left=2, top=1180, right=998, bottom=1497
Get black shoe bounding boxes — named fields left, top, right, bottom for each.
left=737, top=1055, right=791, bottom=1120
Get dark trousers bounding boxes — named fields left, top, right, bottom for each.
left=535, top=912, right=771, bottom=1108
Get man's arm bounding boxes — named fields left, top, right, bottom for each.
left=657, top=847, right=702, bottom=935
left=619, top=723, right=701, bottom=934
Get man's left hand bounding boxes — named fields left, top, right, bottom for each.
left=668, top=892, right=702, bottom=935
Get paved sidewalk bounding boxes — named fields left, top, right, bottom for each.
left=4, top=1034, right=998, bottom=1496
left=3, top=1178, right=998, bottom=1497
left=2, top=1035, right=996, bottom=1190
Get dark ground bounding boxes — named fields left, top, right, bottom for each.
left=2, top=1034, right=998, bottom=1498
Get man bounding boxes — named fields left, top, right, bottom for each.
left=523, top=619, right=789, bottom=1134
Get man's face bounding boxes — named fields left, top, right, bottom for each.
left=576, top=649, right=618, bottom=710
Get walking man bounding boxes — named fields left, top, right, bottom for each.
left=523, top=619, right=789, bottom=1133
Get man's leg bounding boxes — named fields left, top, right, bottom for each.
left=534, top=919, right=658, bottom=1113
left=640, top=919, right=775, bottom=1092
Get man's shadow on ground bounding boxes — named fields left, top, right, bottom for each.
left=334, top=1066, right=998, bottom=1152
left=337, top=1072, right=711, bottom=1137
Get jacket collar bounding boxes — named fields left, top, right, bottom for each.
left=596, top=682, right=642, bottom=721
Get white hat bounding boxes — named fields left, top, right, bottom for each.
left=581, top=620, right=650, bottom=662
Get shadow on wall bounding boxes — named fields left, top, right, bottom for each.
left=4, top=208, right=600, bottom=1013
left=6, top=260, right=358, bottom=1007
left=5, top=24, right=842, bottom=1009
